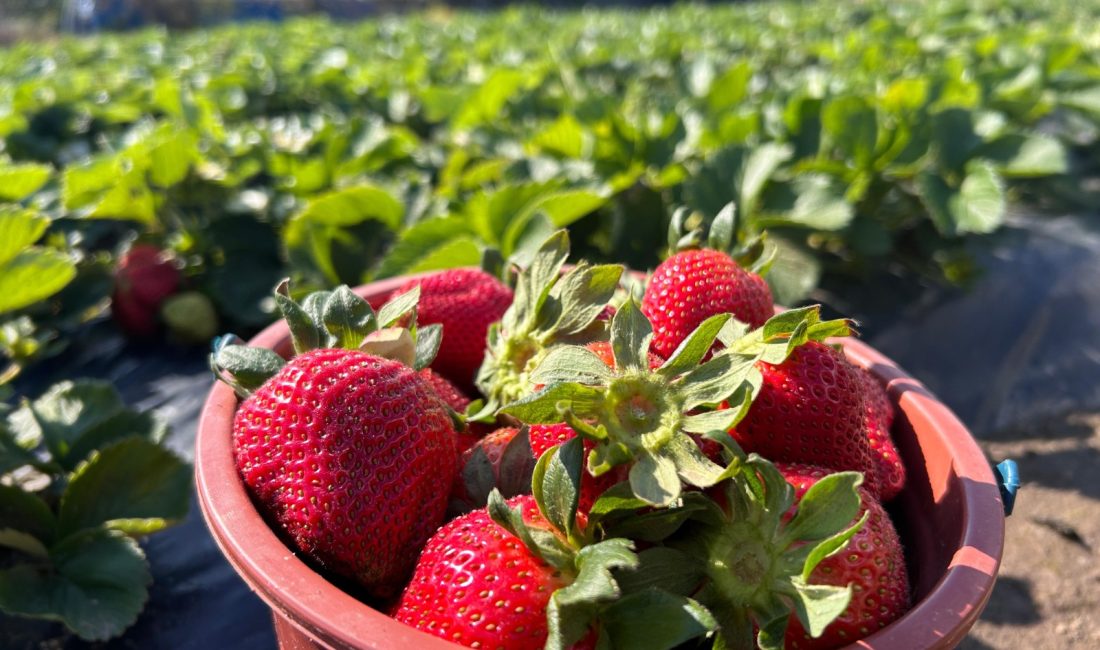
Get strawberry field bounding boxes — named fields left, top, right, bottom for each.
left=2, top=0, right=1099, bottom=647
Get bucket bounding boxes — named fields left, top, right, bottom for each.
left=195, top=276, right=1006, bottom=649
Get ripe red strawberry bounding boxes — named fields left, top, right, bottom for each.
left=452, top=426, right=519, bottom=494
left=642, top=248, right=773, bottom=359
left=778, top=464, right=910, bottom=650
left=392, top=495, right=568, bottom=649
left=732, top=341, right=882, bottom=497
left=112, top=244, right=181, bottom=337
left=233, top=347, right=456, bottom=599
left=417, top=369, right=499, bottom=455
left=394, top=268, right=513, bottom=392
left=420, top=368, right=470, bottom=413
left=855, top=367, right=905, bottom=501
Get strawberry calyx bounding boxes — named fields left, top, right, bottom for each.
left=668, top=202, right=773, bottom=276
left=672, top=438, right=868, bottom=650
left=488, top=435, right=719, bottom=650
left=502, top=298, right=853, bottom=506
left=209, top=279, right=440, bottom=399
left=473, top=230, right=623, bottom=419
left=584, top=437, right=867, bottom=650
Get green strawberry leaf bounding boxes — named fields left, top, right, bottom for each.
left=530, top=346, right=614, bottom=386
left=322, top=286, right=376, bottom=349
left=412, top=323, right=443, bottom=371
left=679, top=352, right=759, bottom=410
left=600, top=589, right=717, bottom=650
left=800, top=511, right=868, bottom=581
left=739, top=143, right=792, bottom=218
left=275, top=280, right=322, bottom=355
left=0, top=207, right=50, bottom=266
left=376, top=286, right=419, bottom=328
left=551, top=263, right=623, bottom=337
left=790, top=580, right=853, bottom=638
left=755, top=609, right=792, bottom=650
left=510, top=230, right=570, bottom=332
left=359, top=328, right=415, bottom=367
left=601, top=498, right=709, bottom=543
left=0, top=485, right=55, bottom=547
left=0, top=530, right=150, bottom=641
left=508, top=212, right=557, bottom=269
left=629, top=452, right=681, bottom=506
left=666, top=435, right=723, bottom=486
left=486, top=489, right=573, bottom=571
left=609, top=298, right=653, bottom=372
left=211, top=345, right=286, bottom=395
left=779, top=471, right=863, bottom=546
left=587, top=482, right=649, bottom=519
left=0, top=529, right=48, bottom=559
left=680, top=408, right=741, bottom=434
left=58, top=438, right=190, bottom=538
left=28, top=381, right=125, bottom=468
left=951, top=162, right=1005, bottom=235
left=707, top=202, right=737, bottom=252
left=658, top=313, right=732, bottom=377
left=501, top=383, right=605, bottom=423
left=613, top=547, right=705, bottom=597
left=532, top=437, right=583, bottom=536
left=547, top=538, right=638, bottom=650
left=0, top=163, right=52, bottom=201
left=0, top=249, right=77, bottom=316
left=300, top=291, right=331, bottom=334
left=61, top=410, right=168, bottom=472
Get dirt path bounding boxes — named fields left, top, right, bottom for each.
left=960, top=414, right=1100, bottom=649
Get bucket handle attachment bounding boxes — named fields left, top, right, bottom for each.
left=993, top=459, right=1019, bottom=517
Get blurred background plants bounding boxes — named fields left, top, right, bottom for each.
left=1, top=0, right=1099, bottom=380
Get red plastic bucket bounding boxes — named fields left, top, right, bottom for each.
left=195, top=276, right=1006, bottom=649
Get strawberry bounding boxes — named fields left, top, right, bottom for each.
left=642, top=248, right=773, bottom=359
left=859, top=367, right=896, bottom=432
left=393, top=496, right=566, bottom=649
left=732, top=341, right=882, bottom=497
left=854, top=366, right=905, bottom=501
left=417, top=368, right=499, bottom=456
left=213, top=283, right=457, bottom=599
left=778, top=464, right=910, bottom=650
left=449, top=426, right=537, bottom=515
left=232, top=349, right=455, bottom=599
left=112, top=244, right=181, bottom=337
left=394, top=268, right=512, bottom=392
left=420, top=368, right=470, bottom=413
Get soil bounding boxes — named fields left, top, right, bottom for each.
left=960, top=412, right=1100, bottom=649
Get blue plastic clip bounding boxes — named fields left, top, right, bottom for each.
left=994, top=459, right=1020, bottom=517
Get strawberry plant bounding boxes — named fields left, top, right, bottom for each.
left=0, top=380, right=190, bottom=640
